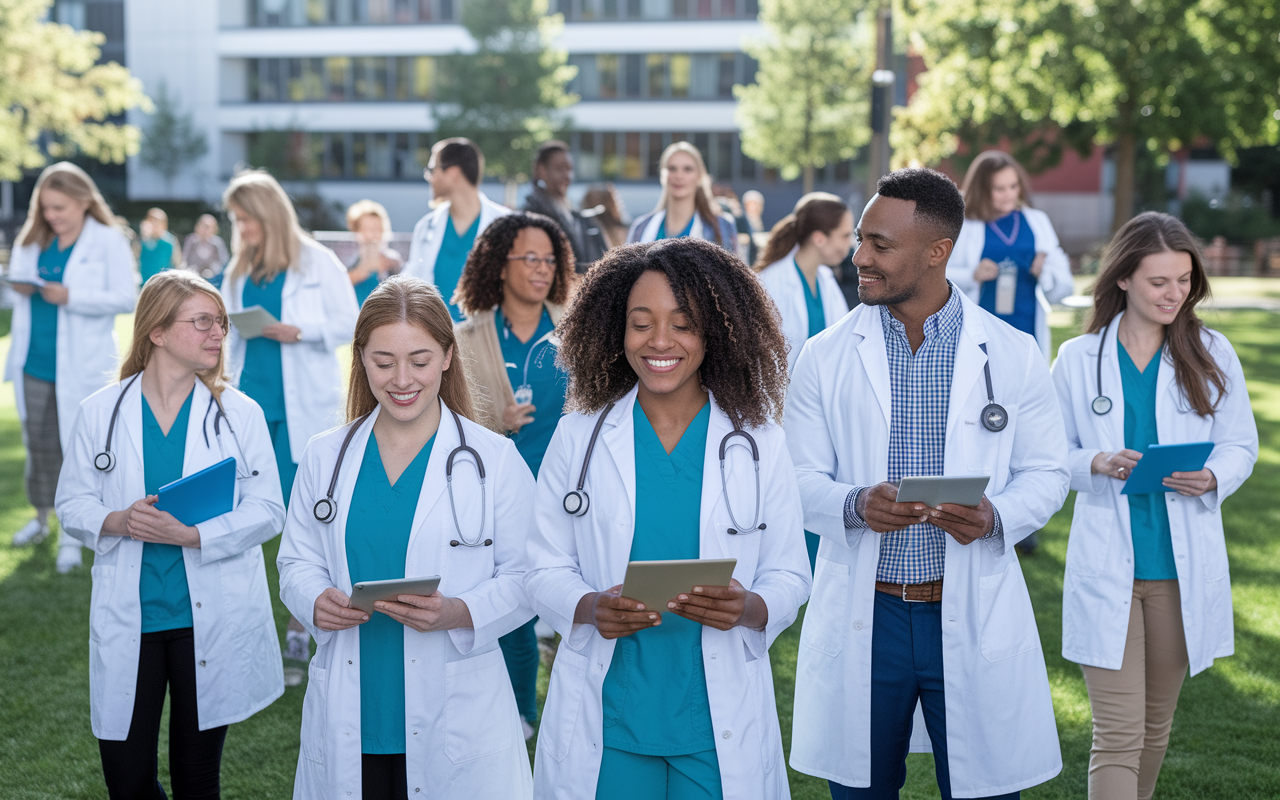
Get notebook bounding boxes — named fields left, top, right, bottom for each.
left=155, top=457, right=236, bottom=525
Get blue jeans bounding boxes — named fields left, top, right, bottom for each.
left=828, top=592, right=1019, bottom=800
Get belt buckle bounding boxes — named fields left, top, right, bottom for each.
left=901, top=584, right=926, bottom=603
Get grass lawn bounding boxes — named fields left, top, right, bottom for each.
left=1, top=305, right=1277, bottom=798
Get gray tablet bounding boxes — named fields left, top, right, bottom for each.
left=895, top=476, right=990, bottom=508
left=620, top=558, right=737, bottom=611
left=350, top=576, right=442, bottom=614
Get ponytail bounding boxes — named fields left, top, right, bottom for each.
left=753, top=192, right=849, bottom=271
left=754, top=215, right=800, bottom=271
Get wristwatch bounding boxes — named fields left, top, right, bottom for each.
left=295, top=329, right=303, bottom=341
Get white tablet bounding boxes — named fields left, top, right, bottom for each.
left=620, top=558, right=737, bottom=611
left=228, top=305, right=281, bottom=339
left=895, top=476, right=990, bottom=508
left=350, top=576, right=442, bottom=614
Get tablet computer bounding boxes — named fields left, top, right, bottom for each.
left=895, top=475, right=990, bottom=507
left=1122, top=442, right=1214, bottom=495
left=620, top=558, right=737, bottom=611
left=350, top=576, right=442, bottom=614
left=228, top=305, right=280, bottom=339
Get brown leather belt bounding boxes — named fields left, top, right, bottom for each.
left=875, top=579, right=944, bottom=603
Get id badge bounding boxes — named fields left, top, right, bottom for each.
left=514, top=384, right=533, bottom=405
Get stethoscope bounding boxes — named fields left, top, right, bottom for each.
left=1091, top=318, right=1115, bottom=415
left=502, top=314, right=556, bottom=407
left=977, top=343, right=1009, bottom=432
left=95, top=374, right=257, bottom=479
left=562, top=402, right=767, bottom=535
left=312, top=408, right=492, bottom=547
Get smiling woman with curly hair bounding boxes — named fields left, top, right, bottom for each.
left=524, top=237, right=810, bottom=800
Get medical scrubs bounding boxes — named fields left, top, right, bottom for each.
left=352, top=272, right=380, bottom=307
left=977, top=210, right=1038, bottom=336
left=238, top=271, right=297, bottom=501
left=656, top=215, right=695, bottom=240
left=139, top=391, right=195, bottom=633
left=496, top=307, right=566, bottom=478
left=139, top=235, right=175, bottom=284
left=345, top=431, right=435, bottom=754
left=436, top=216, right=480, bottom=322
left=24, top=241, right=73, bottom=382
left=1119, top=342, right=1178, bottom=580
left=595, top=402, right=722, bottom=800
left=796, top=261, right=827, bottom=572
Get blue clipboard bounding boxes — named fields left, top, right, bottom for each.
left=155, top=457, right=236, bottom=526
left=1121, top=442, right=1214, bottom=495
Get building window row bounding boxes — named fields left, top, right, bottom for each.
left=568, top=52, right=755, bottom=100
left=244, top=0, right=457, bottom=27
left=550, top=0, right=758, bottom=21
left=248, top=56, right=437, bottom=102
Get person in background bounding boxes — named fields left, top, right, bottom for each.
left=405, top=137, right=512, bottom=322
left=1052, top=213, right=1257, bottom=800
left=523, top=140, right=607, bottom=275
left=454, top=212, right=576, bottom=740
left=4, top=162, right=136, bottom=573
left=345, top=199, right=405, bottom=306
left=627, top=141, right=736, bottom=249
left=139, top=208, right=181, bottom=284
left=182, top=213, right=230, bottom=285
left=581, top=183, right=630, bottom=250
left=713, top=182, right=754, bottom=263
left=743, top=189, right=766, bottom=265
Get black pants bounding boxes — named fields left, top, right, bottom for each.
left=99, top=628, right=228, bottom=800
left=362, top=753, right=408, bottom=800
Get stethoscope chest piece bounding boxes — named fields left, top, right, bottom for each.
left=1091, top=395, right=1113, bottom=416
left=563, top=490, right=589, bottom=516
left=313, top=497, right=337, bottom=523
left=94, top=450, right=116, bottom=472
left=981, top=402, right=1008, bottom=432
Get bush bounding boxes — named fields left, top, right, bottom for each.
left=1181, top=192, right=1280, bottom=243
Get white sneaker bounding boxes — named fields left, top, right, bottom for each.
left=56, top=544, right=83, bottom=573
left=12, top=519, right=50, bottom=546
left=284, top=630, right=310, bottom=662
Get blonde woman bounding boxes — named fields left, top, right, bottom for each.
left=345, top=199, right=404, bottom=306
left=626, top=142, right=736, bottom=249
left=56, top=270, right=285, bottom=797
left=4, top=162, right=136, bottom=572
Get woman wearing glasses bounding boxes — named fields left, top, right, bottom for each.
left=56, top=270, right=286, bottom=798
left=454, top=212, right=576, bottom=740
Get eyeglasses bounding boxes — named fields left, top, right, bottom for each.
left=177, top=315, right=229, bottom=333
left=507, top=254, right=558, bottom=268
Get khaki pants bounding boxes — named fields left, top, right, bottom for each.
left=1081, top=579, right=1189, bottom=800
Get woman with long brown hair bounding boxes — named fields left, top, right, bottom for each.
left=277, top=276, right=537, bottom=799
left=1051, top=212, right=1258, bottom=800
left=626, top=142, right=737, bottom=249
left=56, top=270, right=286, bottom=798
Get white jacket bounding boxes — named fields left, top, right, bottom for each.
left=55, top=377, right=286, bottom=740
left=1051, top=315, right=1258, bottom=675
left=785, top=293, right=1069, bottom=797
left=277, top=401, right=536, bottom=799
left=220, top=238, right=359, bottom=462
left=525, top=387, right=812, bottom=800
left=4, top=216, right=137, bottom=451
left=947, top=207, right=1072, bottom=360
left=755, top=249, right=850, bottom=373
left=404, top=194, right=512, bottom=285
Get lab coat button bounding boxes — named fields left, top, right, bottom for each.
left=195, top=602, right=201, bottom=608
left=710, top=652, right=717, bottom=659
left=852, top=620, right=863, bottom=630
left=199, top=660, right=206, bottom=666
left=722, top=730, right=732, bottom=740
left=349, top=660, right=353, bottom=665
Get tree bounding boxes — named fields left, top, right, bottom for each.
left=0, top=0, right=150, bottom=180
left=140, top=80, right=209, bottom=194
left=734, top=0, right=873, bottom=194
left=895, top=0, right=1280, bottom=231
left=433, top=0, right=576, bottom=202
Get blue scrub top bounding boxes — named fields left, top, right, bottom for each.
left=1119, top=341, right=1178, bottom=580
left=24, top=241, right=74, bottom=383
left=496, top=307, right=567, bottom=478
left=436, top=216, right=480, bottom=322
left=139, top=236, right=175, bottom=284
left=601, top=402, right=716, bottom=756
left=346, top=431, right=435, bottom=755
left=139, top=390, right=196, bottom=634
left=795, top=261, right=826, bottom=340
left=352, top=272, right=380, bottom=307
left=239, top=271, right=288, bottom=422
left=656, top=215, right=695, bottom=240
left=977, top=210, right=1038, bottom=336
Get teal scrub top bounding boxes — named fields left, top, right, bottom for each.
left=601, top=402, right=716, bottom=756
left=23, top=241, right=73, bottom=383
left=496, top=307, right=567, bottom=478
left=346, top=431, right=435, bottom=755
left=436, top=216, right=480, bottom=323
left=239, top=271, right=288, bottom=422
left=352, top=271, right=380, bottom=306
left=656, top=215, right=695, bottom=240
left=139, top=390, right=196, bottom=634
left=1119, top=341, right=1178, bottom=580
left=795, top=261, right=826, bottom=340
left=139, top=236, right=175, bottom=284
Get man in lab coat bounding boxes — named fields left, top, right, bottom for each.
left=785, top=168, right=1069, bottom=799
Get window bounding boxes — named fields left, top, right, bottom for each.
left=717, top=53, right=735, bottom=97
left=648, top=133, right=665, bottom=177
left=598, top=55, right=619, bottom=99
left=326, top=57, right=351, bottom=101
left=623, top=54, right=642, bottom=97
left=327, top=133, right=347, bottom=177
left=352, top=133, right=369, bottom=176
left=602, top=132, right=618, bottom=178
left=577, top=132, right=601, bottom=180
left=691, top=54, right=717, bottom=98
left=354, top=57, right=387, bottom=100
left=572, top=55, right=599, bottom=99
left=413, top=56, right=434, bottom=99
left=370, top=133, right=393, bottom=177
left=55, top=0, right=86, bottom=29
left=393, top=133, right=414, bottom=178
left=642, top=0, right=670, bottom=18
left=713, top=132, right=732, bottom=180
left=646, top=54, right=665, bottom=98
left=669, top=54, right=691, bottom=98
left=624, top=132, right=642, bottom=179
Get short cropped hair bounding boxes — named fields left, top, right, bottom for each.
left=433, top=138, right=484, bottom=186
left=532, top=139, right=570, bottom=177
left=875, top=168, right=965, bottom=243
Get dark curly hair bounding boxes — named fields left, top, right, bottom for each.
left=557, top=238, right=789, bottom=428
left=875, top=167, right=965, bottom=243
left=453, top=212, right=575, bottom=316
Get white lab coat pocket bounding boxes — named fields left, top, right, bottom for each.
left=542, top=641, right=590, bottom=762
left=977, top=565, right=1040, bottom=662
left=800, top=559, right=848, bottom=657
left=443, top=648, right=519, bottom=764
left=88, top=564, right=114, bottom=643
left=1065, top=502, right=1116, bottom=578
left=301, top=663, right=328, bottom=764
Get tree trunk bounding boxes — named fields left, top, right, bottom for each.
left=803, top=163, right=815, bottom=194
left=1112, top=129, right=1137, bottom=233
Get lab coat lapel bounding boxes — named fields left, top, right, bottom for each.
left=119, top=377, right=145, bottom=469
left=947, top=296, right=988, bottom=444
left=600, top=388, right=639, bottom=539
left=182, top=381, right=217, bottom=475
left=1104, top=313, right=1127, bottom=450
left=409, top=399, right=456, bottom=549
left=641, top=211, right=665, bottom=243
left=700, top=397, right=735, bottom=559
left=329, top=409, right=378, bottom=593
left=853, top=308, right=892, bottom=431
left=60, top=218, right=97, bottom=284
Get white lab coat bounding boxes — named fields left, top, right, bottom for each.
left=4, top=217, right=137, bottom=452
left=277, top=400, right=536, bottom=799
left=220, top=238, right=359, bottom=463
left=54, top=377, right=286, bottom=740
left=1051, top=315, right=1258, bottom=675
left=947, top=207, right=1072, bottom=361
left=525, top=387, right=812, bottom=800
left=755, top=248, right=850, bottom=373
left=785, top=293, right=1069, bottom=797
left=404, top=194, right=513, bottom=285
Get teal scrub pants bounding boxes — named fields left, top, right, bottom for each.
left=268, top=419, right=298, bottom=505
left=595, top=747, right=723, bottom=800
left=499, top=618, right=539, bottom=722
